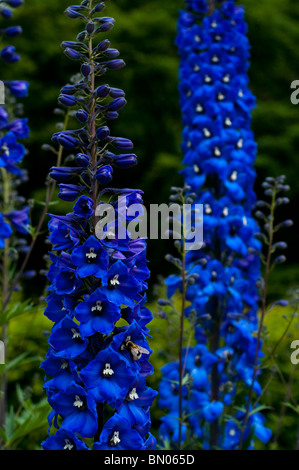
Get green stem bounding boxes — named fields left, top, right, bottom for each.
left=0, top=168, right=11, bottom=437
left=238, top=186, right=277, bottom=449
left=178, top=232, right=186, bottom=451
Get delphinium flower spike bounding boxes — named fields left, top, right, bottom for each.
left=158, top=0, right=272, bottom=450
left=0, top=0, right=31, bottom=431
left=42, top=0, right=156, bottom=451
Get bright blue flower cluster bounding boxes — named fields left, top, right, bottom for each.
left=42, top=0, right=156, bottom=451
left=159, top=0, right=271, bottom=449
left=0, top=0, right=30, bottom=248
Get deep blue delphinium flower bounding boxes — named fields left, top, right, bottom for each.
left=49, top=383, right=98, bottom=438
left=93, top=414, right=146, bottom=450
left=159, top=0, right=271, bottom=450
left=42, top=427, right=90, bottom=451
left=74, top=288, right=121, bottom=336
left=42, top=0, right=156, bottom=450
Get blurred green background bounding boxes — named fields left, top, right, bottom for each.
left=1, top=0, right=299, bottom=450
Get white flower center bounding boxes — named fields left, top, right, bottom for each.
left=229, top=429, right=236, bottom=436
left=212, top=55, right=219, bottom=63
left=71, top=328, right=80, bottom=340
left=205, top=204, right=212, bottom=214
left=223, top=74, right=230, bottom=83
left=214, top=147, right=221, bottom=157
left=60, top=360, right=68, bottom=370
left=218, top=92, right=225, bottom=101
left=193, top=164, right=200, bottom=174
left=1, top=144, right=9, bottom=156
left=204, top=75, right=212, bottom=83
left=194, top=35, right=201, bottom=42
left=230, top=170, right=238, bottom=181
left=194, top=64, right=200, bottom=72
left=203, top=128, right=211, bottom=138
left=91, top=301, right=102, bottom=313
left=223, top=207, right=229, bottom=217
left=73, top=395, right=84, bottom=408
left=110, top=431, right=121, bottom=446
left=86, top=247, right=97, bottom=260
left=64, top=439, right=74, bottom=450
left=196, top=104, right=203, bottom=113
left=237, top=138, right=243, bottom=149
left=225, top=117, right=232, bottom=126
left=238, top=89, right=244, bottom=98
left=129, top=388, right=139, bottom=401
left=103, top=363, right=114, bottom=376
left=110, top=274, right=120, bottom=287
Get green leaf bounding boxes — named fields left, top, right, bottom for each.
left=4, top=406, right=15, bottom=442
left=0, top=299, right=36, bottom=326
left=3, top=351, right=29, bottom=372
left=283, top=402, right=299, bottom=415
left=0, top=427, right=7, bottom=443
left=5, top=400, right=50, bottom=447
left=248, top=405, right=273, bottom=417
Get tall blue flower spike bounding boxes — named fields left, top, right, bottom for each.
left=158, top=0, right=271, bottom=450
left=0, top=0, right=30, bottom=247
left=41, top=0, right=157, bottom=451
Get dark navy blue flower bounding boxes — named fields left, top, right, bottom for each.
left=74, top=288, right=121, bottom=336
left=100, top=260, right=141, bottom=308
left=80, top=346, right=136, bottom=406
left=73, top=195, right=94, bottom=219
left=94, top=414, right=145, bottom=450
left=42, top=428, right=90, bottom=450
left=49, top=383, right=98, bottom=438
left=71, top=235, right=109, bottom=278
left=49, top=317, right=88, bottom=359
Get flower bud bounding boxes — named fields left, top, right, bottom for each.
left=6, top=0, right=24, bottom=6
left=109, top=87, right=125, bottom=98
left=58, top=184, right=84, bottom=201
left=64, top=47, right=82, bottom=60
left=108, top=97, right=127, bottom=112
left=96, top=84, right=110, bottom=97
left=2, top=26, right=22, bottom=37
left=105, top=59, right=126, bottom=70
left=96, top=125, right=110, bottom=140
left=95, top=39, right=110, bottom=52
left=104, top=48, right=120, bottom=58
left=86, top=22, right=95, bottom=34
left=1, top=45, right=20, bottom=63
left=58, top=94, right=77, bottom=107
left=111, top=137, right=134, bottom=150
left=96, top=165, right=113, bottom=184
left=76, top=109, right=89, bottom=123
left=81, top=62, right=91, bottom=77
left=112, top=154, right=137, bottom=168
